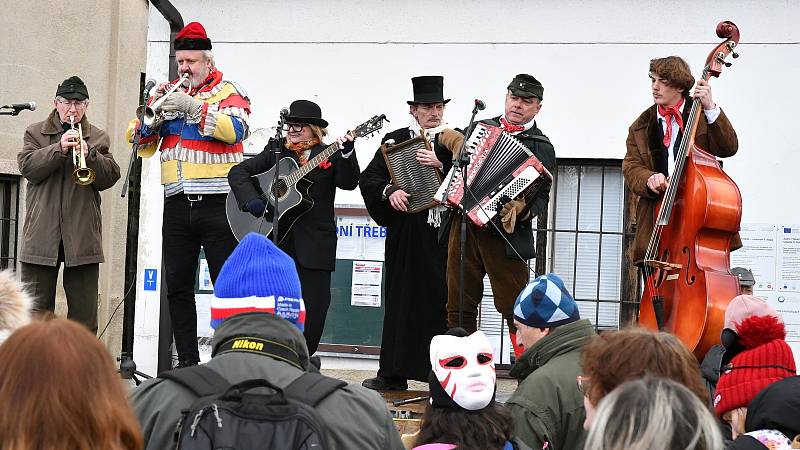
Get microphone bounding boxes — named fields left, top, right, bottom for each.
left=1, top=102, right=36, bottom=113
left=144, top=79, right=157, bottom=93
left=474, top=99, right=486, bottom=111
left=279, top=107, right=289, bottom=117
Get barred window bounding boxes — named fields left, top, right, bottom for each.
left=0, top=175, right=20, bottom=270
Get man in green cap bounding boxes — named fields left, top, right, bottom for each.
left=444, top=73, right=556, bottom=357
left=17, top=76, right=121, bottom=333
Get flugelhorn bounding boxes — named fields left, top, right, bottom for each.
left=69, top=116, right=95, bottom=185
left=136, top=73, right=190, bottom=127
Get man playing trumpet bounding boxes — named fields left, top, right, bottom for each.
left=127, top=21, right=251, bottom=368
left=17, top=75, right=121, bottom=333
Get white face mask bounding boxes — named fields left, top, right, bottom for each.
left=430, top=330, right=496, bottom=410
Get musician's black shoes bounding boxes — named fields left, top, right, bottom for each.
left=362, top=376, right=408, bottom=391
left=174, top=359, right=200, bottom=369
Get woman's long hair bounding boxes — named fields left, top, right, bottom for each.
left=0, top=319, right=143, bottom=450
left=584, top=377, right=723, bottom=450
left=414, top=402, right=513, bottom=450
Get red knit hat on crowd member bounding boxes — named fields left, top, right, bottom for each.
left=714, top=315, right=796, bottom=417
left=724, top=295, right=781, bottom=331
left=174, top=22, right=212, bottom=51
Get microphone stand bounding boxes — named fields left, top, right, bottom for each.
left=439, top=101, right=483, bottom=329
left=269, top=109, right=288, bottom=245
left=121, top=85, right=152, bottom=198
left=0, top=109, right=23, bottom=116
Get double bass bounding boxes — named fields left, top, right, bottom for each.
left=639, top=21, right=742, bottom=359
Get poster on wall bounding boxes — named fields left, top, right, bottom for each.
left=351, top=260, right=383, bottom=307
left=730, top=223, right=777, bottom=290
left=738, top=224, right=800, bottom=361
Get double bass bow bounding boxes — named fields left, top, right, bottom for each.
left=639, top=21, right=742, bottom=359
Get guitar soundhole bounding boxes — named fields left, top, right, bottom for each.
left=272, top=179, right=288, bottom=199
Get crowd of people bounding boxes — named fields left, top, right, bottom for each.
left=5, top=18, right=800, bottom=450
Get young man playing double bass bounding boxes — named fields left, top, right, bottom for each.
left=622, top=56, right=740, bottom=268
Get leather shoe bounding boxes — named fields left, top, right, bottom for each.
left=174, top=359, right=199, bottom=369
left=362, top=376, right=408, bottom=391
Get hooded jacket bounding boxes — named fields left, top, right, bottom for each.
left=727, top=376, right=800, bottom=449
left=130, top=312, right=404, bottom=450
left=506, top=319, right=596, bottom=450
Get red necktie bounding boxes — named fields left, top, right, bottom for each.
left=500, top=117, right=525, bottom=133
left=657, top=98, right=685, bottom=148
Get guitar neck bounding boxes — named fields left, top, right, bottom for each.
left=287, top=142, right=341, bottom=185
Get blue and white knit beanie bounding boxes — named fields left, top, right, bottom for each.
left=513, top=273, right=580, bottom=328
left=210, top=233, right=305, bottom=331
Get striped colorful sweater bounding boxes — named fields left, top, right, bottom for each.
left=127, top=69, right=250, bottom=188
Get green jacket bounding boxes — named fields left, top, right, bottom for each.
left=506, top=319, right=596, bottom=450
left=130, top=312, right=404, bottom=450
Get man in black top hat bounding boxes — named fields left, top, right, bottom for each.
left=228, top=100, right=359, bottom=355
left=17, top=76, right=121, bottom=333
left=444, top=74, right=556, bottom=357
left=359, top=76, right=464, bottom=391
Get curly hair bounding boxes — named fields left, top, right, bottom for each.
left=0, top=319, right=143, bottom=450
left=414, top=402, right=513, bottom=450
left=649, top=56, right=695, bottom=93
left=580, top=327, right=709, bottom=407
left=584, top=377, right=723, bottom=450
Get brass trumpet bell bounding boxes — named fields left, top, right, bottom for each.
left=69, top=116, right=95, bottom=186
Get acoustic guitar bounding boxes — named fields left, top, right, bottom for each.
left=226, top=114, right=387, bottom=243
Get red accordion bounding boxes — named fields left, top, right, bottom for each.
left=435, top=123, right=552, bottom=227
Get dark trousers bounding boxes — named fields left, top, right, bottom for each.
left=20, top=262, right=99, bottom=333
left=163, top=194, right=238, bottom=363
left=295, top=266, right=331, bottom=356
left=446, top=216, right=528, bottom=333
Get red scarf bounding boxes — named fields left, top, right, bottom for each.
left=657, top=98, right=685, bottom=148
left=285, top=137, right=320, bottom=166
left=500, top=117, right=525, bottom=133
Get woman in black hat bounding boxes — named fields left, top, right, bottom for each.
left=228, top=100, right=360, bottom=354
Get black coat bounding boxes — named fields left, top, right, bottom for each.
left=358, top=128, right=449, bottom=381
left=228, top=140, right=360, bottom=271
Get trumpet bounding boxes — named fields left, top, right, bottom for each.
left=136, top=73, right=190, bottom=127
left=69, top=116, right=95, bottom=185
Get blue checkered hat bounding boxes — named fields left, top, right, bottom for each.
left=514, top=273, right=580, bottom=328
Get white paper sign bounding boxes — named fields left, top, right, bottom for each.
left=336, top=215, right=387, bottom=261
left=351, top=260, right=383, bottom=307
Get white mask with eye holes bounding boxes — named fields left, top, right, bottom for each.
left=430, top=330, right=496, bottom=410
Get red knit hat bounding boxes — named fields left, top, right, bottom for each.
left=174, top=22, right=212, bottom=50
left=713, top=315, right=796, bottom=417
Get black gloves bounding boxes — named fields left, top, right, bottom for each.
left=244, top=197, right=267, bottom=218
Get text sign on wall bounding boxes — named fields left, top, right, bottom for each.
left=336, top=215, right=387, bottom=261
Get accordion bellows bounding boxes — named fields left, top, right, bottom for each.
left=435, top=123, right=552, bottom=227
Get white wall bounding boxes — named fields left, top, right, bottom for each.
left=134, top=0, right=800, bottom=372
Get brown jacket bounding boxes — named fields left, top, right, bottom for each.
left=17, top=110, right=120, bottom=267
left=623, top=104, right=740, bottom=264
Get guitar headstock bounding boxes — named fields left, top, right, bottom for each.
left=705, top=21, right=740, bottom=79
left=351, top=114, right=388, bottom=139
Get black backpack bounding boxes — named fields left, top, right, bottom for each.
left=160, top=365, right=346, bottom=450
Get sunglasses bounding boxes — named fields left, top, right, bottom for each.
left=576, top=375, right=591, bottom=397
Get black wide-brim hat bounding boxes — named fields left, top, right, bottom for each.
left=285, top=100, right=328, bottom=128
left=407, top=75, right=450, bottom=105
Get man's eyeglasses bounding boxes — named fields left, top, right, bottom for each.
left=576, top=375, right=591, bottom=397
left=286, top=123, right=307, bottom=132
left=56, top=99, right=88, bottom=109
